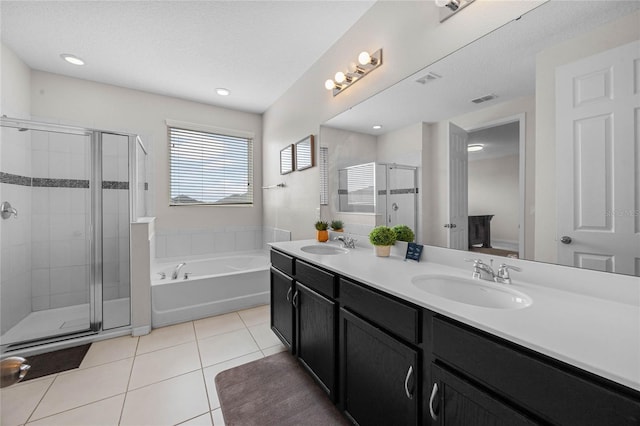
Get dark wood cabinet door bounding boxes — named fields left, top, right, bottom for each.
left=430, top=364, right=537, bottom=426
left=340, top=308, right=419, bottom=426
left=295, top=282, right=337, bottom=400
left=270, top=267, right=294, bottom=352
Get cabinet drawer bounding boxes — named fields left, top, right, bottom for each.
left=270, top=249, right=294, bottom=276
left=295, top=260, right=336, bottom=298
left=340, top=278, right=419, bottom=344
left=433, top=317, right=640, bottom=426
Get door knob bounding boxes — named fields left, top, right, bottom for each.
left=560, top=236, right=572, bottom=244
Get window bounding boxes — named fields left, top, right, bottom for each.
left=319, top=146, right=328, bottom=205
left=169, top=126, right=253, bottom=205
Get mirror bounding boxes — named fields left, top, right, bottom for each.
left=280, top=144, right=294, bottom=175
left=295, top=135, right=315, bottom=171
left=339, top=162, right=376, bottom=213
left=321, top=1, right=640, bottom=276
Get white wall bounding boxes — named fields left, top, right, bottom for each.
left=424, top=96, right=535, bottom=255
left=320, top=126, right=377, bottom=232
left=535, top=11, right=640, bottom=263
left=468, top=154, right=519, bottom=246
left=0, top=43, right=32, bottom=332
left=29, top=71, right=263, bottom=233
left=263, top=1, right=545, bottom=240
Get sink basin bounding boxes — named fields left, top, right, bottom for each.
left=411, top=275, right=532, bottom=309
left=300, top=244, right=349, bottom=255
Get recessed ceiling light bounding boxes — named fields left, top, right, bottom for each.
left=216, top=88, right=231, bottom=96
left=468, top=144, right=484, bottom=152
left=372, top=125, right=383, bottom=130
left=60, top=54, right=84, bottom=66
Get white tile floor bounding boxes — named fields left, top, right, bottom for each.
left=0, top=305, right=285, bottom=426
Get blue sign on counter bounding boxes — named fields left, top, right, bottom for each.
left=405, top=242, right=423, bottom=262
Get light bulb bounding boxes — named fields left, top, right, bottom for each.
left=215, top=88, right=230, bottom=96
left=358, top=51, right=371, bottom=66
left=325, top=79, right=335, bottom=90
left=467, top=144, right=484, bottom=152
left=434, top=0, right=449, bottom=6
left=334, top=72, right=346, bottom=84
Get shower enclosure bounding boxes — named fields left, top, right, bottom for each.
left=338, top=162, right=418, bottom=233
left=0, top=117, right=147, bottom=353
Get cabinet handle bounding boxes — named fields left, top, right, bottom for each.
left=404, top=365, right=414, bottom=400
left=429, top=382, right=439, bottom=421
left=292, top=290, right=299, bottom=308
left=286, top=286, right=292, bottom=302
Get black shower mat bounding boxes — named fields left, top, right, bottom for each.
left=21, top=343, right=91, bottom=381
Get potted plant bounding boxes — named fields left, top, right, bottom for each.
left=368, top=225, right=396, bottom=257
left=315, top=221, right=329, bottom=242
left=330, top=220, right=344, bottom=232
left=392, top=224, right=415, bottom=257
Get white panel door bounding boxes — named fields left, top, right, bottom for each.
left=448, top=122, right=469, bottom=250
left=556, top=40, right=640, bottom=275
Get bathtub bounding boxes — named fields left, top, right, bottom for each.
left=151, top=251, right=270, bottom=327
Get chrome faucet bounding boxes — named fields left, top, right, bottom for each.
left=466, top=259, right=495, bottom=281
left=334, top=235, right=357, bottom=249
left=172, top=262, right=186, bottom=280
left=495, top=263, right=521, bottom=284
left=465, top=259, right=521, bottom=284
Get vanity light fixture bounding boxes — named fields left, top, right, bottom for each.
left=435, top=0, right=475, bottom=22
left=60, top=54, right=85, bottom=66
left=216, top=88, right=231, bottom=96
left=468, top=144, right=484, bottom=152
left=372, top=125, right=383, bottom=130
left=324, top=49, right=383, bottom=97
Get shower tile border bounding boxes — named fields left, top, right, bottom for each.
left=0, top=172, right=138, bottom=190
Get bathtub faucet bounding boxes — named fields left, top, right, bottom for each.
left=172, top=262, right=187, bottom=280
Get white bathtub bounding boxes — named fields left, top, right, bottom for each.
left=151, top=251, right=270, bottom=327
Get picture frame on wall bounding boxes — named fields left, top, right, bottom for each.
left=295, top=135, right=315, bottom=171
left=280, top=144, right=294, bottom=175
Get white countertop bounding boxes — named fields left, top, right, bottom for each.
left=270, top=239, right=640, bottom=393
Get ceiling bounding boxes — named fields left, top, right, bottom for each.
left=324, top=1, right=640, bottom=135
left=0, top=0, right=375, bottom=114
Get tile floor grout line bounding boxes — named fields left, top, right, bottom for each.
left=25, top=392, right=127, bottom=425
left=191, top=319, right=216, bottom=417
left=117, top=348, right=139, bottom=426
left=22, top=374, right=58, bottom=425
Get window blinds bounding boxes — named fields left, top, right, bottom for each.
left=169, top=127, right=253, bottom=205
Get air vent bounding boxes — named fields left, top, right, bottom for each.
left=471, top=94, right=498, bottom=104
left=415, top=72, right=441, bottom=85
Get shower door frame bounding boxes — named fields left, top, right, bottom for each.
left=0, top=117, right=141, bottom=351
left=383, top=163, right=418, bottom=239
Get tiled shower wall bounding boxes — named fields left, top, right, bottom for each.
left=1, top=129, right=132, bottom=336
left=102, top=134, right=130, bottom=302
left=153, top=226, right=291, bottom=260
left=29, top=130, right=91, bottom=311
left=0, top=127, right=33, bottom=334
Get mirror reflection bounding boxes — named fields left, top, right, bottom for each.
left=321, top=1, right=640, bottom=276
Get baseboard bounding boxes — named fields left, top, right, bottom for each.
left=132, top=325, right=151, bottom=336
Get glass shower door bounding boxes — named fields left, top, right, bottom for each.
left=386, top=165, right=417, bottom=233
left=1, top=124, right=94, bottom=349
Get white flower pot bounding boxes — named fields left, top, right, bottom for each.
left=374, top=245, right=392, bottom=257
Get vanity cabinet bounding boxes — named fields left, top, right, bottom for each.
left=270, top=267, right=295, bottom=353
left=270, top=252, right=338, bottom=399
left=430, top=364, right=535, bottom=426
left=340, top=308, right=419, bottom=425
left=431, top=316, right=640, bottom=426
left=270, top=250, right=295, bottom=353
left=270, top=247, right=640, bottom=426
